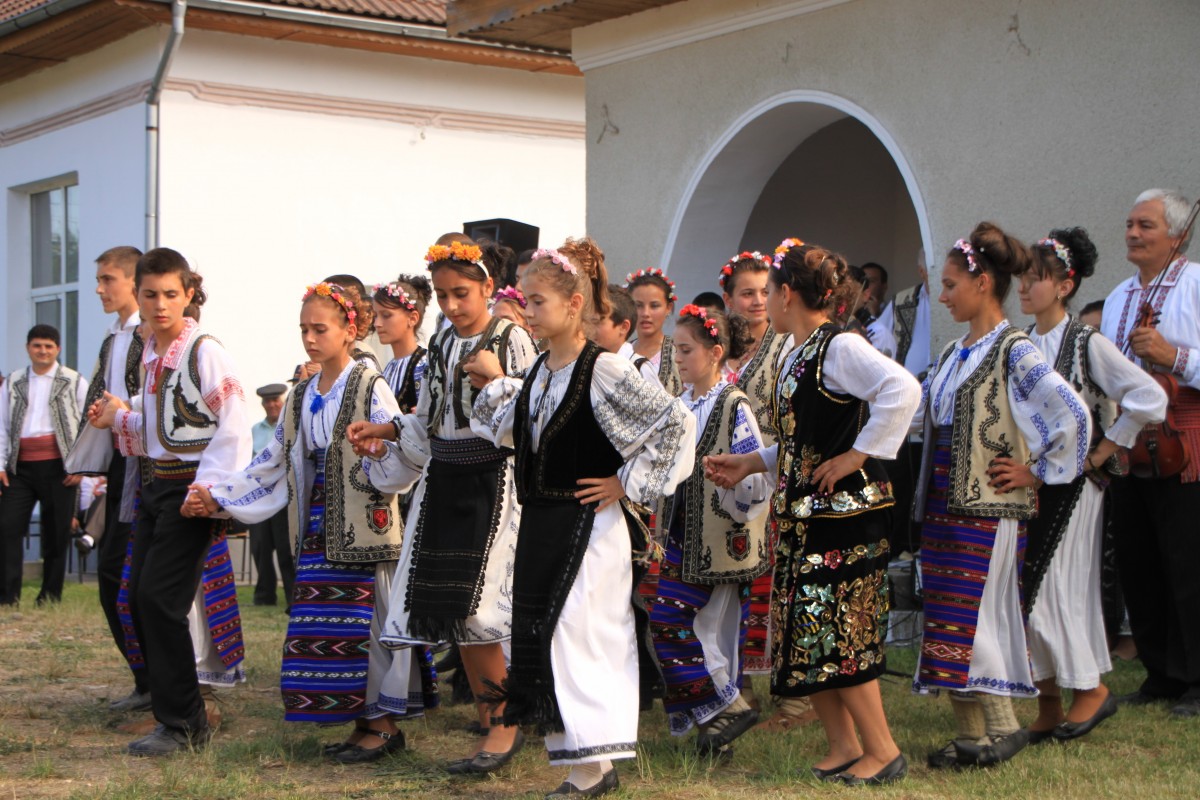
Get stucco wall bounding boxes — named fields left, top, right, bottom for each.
left=578, top=0, right=1200, bottom=347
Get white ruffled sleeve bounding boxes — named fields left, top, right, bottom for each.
left=590, top=353, right=695, bottom=506
left=471, top=376, right=524, bottom=449
left=717, top=400, right=770, bottom=523
left=208, top=418, right=290, bottom=524
left=193, top=339, right=253, bottom=488
left=1086, top=332, right=1168, bottom=449
left=113, top=395, right=147, bottom=458
left=1006, top=338, right=1091, bottom=484
left=821, top=332, right=922, bottom=459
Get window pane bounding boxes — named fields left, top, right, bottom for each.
left=31, top=191, right=54, bottom=288
left=49, top=188, right=63, bottom=285
left=65, top=185, right=79, bottom=284
left=35, top=297, right=61, bottom=328
left=64, top=291, right=78, bottom=370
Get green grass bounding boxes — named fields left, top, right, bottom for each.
left=0, top=582, right=1198, bottom=799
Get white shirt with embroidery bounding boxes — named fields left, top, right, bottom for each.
left=1102, top=258, right=1200, bottom=391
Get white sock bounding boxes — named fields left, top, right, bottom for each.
left=567, top=760, right=610, bottom=789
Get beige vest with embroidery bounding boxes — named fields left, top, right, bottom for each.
left=736, top=326, right=790, bottom=443
left=283, top=364, right=402, bottom=564
left=668, top=384, right=770, bottom=585
left=917, top=326, right=1036, bottom=520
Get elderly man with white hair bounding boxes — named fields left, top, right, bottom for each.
left=1101, top=188, right=1200, bottom=717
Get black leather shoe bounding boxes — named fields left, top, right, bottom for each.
left=1026, top=727, right=1059, bottom=745
left=1169, top=697, right=1200, bottom=718
left=810, top=756, right=861, bottom=781
left=956, top=730, right=1029, bottom=766
left=334, top=728, right=405, bottom=764
left=1054, top=693, right=1118, bottom=740
left=926, top=740, right=970, bottom=769
left=545, top=767, right=619, bottom=798
left=445, top=758, right=475, bottom=775
left=126, top=723, right=211, bottom=757
left=696, top=707, right=758, bottom=753
left=467, top=729, right=525, bottom=773
left=838, top=753, right=908, bottom=786
left=109, top=689, right=153, bottom=713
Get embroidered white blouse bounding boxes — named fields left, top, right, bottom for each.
left=113, top=319, right=251, bottom=487
left=208, top=360, right=399, bottom=524
left=1101, top=258, right=1200, bottom=391
left=760, top=330, right=922, bottom=476
left=914, top=320, right=1091, bottom=484
left=364, top=323, right=538, bottom=493
left=1028, top=315, right=1167, bottom=450
left=469, top=351, right=695, bottom=509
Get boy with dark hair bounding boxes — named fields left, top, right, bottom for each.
left=0, top=324, right=88, bottom=605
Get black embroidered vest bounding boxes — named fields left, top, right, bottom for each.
left=513, top=342, right=623, bottom=503
left=426, top=316, right=518, bottom=437
left=82, top=327, right=144, bottom=434
left=389, top=347, right=426, bottom=415
left=771, top=324, right=893, bottom=523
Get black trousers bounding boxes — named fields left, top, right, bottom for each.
left=128, top=474, right=212, bottom=733
left=1110, top=475, right=1200, bottom=700
left=249, top=508, right=294, bottom=606
left=96, top=451, right=148, bottom=692
left=0, top=458, right=76, bottom=605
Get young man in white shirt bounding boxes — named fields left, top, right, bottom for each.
left=0, top=324, right=88, bottom=605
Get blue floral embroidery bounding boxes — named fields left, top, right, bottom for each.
left=1056, top=383, right=1089, bottom=475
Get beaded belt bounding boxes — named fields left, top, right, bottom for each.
left=151, top=459, right=199, bottom=481
left=429, top=436, right=512, bottom=466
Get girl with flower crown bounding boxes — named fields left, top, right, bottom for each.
left=623, top=268, right=684, bottom=396
left=187, top=281, right=420, bottom=763
left=347, top=240, right=538, bottom=774
left=718, top=246, right=807, bottom=723
left=492, top=286, right=530, bottom=334
left=907, top=222, right=1090, bottom=769
left=1016, top=229, right=1165, bottom=742
left=462, top=238, right=693, bottom=798
left=648, top=304, right=770, bottom=756
left=706, top=241, right=921, bottom=786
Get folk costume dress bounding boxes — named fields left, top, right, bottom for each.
left=208, top=361, right=422, bottom=724
left=912, top=320, right=1089, bottom=697
left=380, top=347, right=439, bottom=710
left=759, top=324, right=921, bottom=696
left=471, top=341, right=694, bottom=765
left=727, top=325, right=792, bottom=676
left=111, top=317, right=252, bottom=733
left=650, top=381, right=770, bottom=734
left=1024, top=316, right=1165, bottom=690
left=366, top=317, right=537, bottom=649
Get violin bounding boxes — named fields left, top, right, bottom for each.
left=1126, top=200, right=1200, bottom=479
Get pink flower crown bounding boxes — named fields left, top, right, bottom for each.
left=625, top=267, right=677, bottom=303
left=530, top=248, right=578, bottom=275
left=303, top=282, right=357, bottom=323
left=772, top=238, right=806, bottom=269
left=372, top=281, right=417, bottom=312
left=679, top=304, right=720, bottom=341
left=719, top=251, right=772, bottom=288
left=1038, top=238, right=1074, bottom=277
left=494, top=286, right=527, bottom=308
left=952, top=239, right=982, bottom=273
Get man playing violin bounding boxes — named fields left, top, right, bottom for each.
left=1102, top=188, right=1200, bottom=718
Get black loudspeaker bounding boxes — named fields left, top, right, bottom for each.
left=463, top=218, right=540, bottom=255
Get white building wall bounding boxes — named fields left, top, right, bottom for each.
left=158, top=30, right=586, bottom=397
left=1, top=26, right=586, bottom=410
left=574, top=0, right=1200, bottom=347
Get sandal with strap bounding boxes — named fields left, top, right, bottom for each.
left=334, top=728, right=405, bottom=764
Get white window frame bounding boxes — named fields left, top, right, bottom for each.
left=27, top=178, right=80, bottom=370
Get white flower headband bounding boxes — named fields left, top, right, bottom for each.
left=1039, top=238, right=1074, bottom=277
left=530, top=248, right=578, bottom=275
left=625, top=268, right=677, bottom=303
left=373, top=281, right=417, bottom=312
left=953, top=239, right=982, bottom=273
